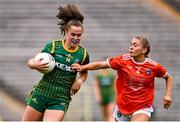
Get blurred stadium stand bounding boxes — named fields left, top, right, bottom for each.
left=0, top=0, right=180, bottom=121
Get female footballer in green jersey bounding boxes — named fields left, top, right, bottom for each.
left=93, top=68, right=116, bottom=121
left=22, top=4, right=89, bottom=121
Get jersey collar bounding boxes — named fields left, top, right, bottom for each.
left=132, top=57, right=147, bottom=65
left=62, top=39, right=79, bottom=53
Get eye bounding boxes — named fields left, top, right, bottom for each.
left=130, top=43, right=132, bottom=46
left=71, top=33, right=76, bottom=37
left=77, top=34, right=82, bottom=37
left=134, top=44, right=137, bottom=47
left=133, top=43, right=138, bottom=47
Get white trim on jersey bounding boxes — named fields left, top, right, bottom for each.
left=147, top=58, right=158, bottom=66
left=123, top=54, right=131, bottom=60
left=163, top=72, right=168, bottom=78
left=132, top=57, right=148, bottom=65
left=106, top=58, right=112, bottom=68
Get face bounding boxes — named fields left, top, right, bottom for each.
left=129, top=38, right=147, bottom=58
left=65, top=25, right=83, bottom=47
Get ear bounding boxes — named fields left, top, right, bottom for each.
left=142, top=47, right=147, bottom=54
left=65, top=28, right=68, bottom=34
left=64, top=28, right=68, bottom=37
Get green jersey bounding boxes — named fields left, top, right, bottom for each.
left=95, top=70, right=115, bottom=104
left=33, top=39, right=89, bottom=103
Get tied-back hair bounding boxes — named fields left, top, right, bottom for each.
left=134, top=35, right=151, bottom=58
left=56, top=4, right=84, bottom=36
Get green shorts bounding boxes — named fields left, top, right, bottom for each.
left=25, top=91, right=69, bottom=113
left=100, top=94, right=115, bottom=105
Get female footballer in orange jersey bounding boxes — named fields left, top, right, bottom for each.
left=72, top=35, right=173, bottom=121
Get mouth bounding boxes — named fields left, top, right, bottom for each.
left=71, top=38, right=79, bottom=45
left=129, top=50, right=133, bottom=54
left=129, top=51, right=135, bottom=56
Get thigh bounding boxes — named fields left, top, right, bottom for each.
left=43, top=99, right=69, bottom=121
left=131, top=113, right=149, bottom=121
left=131, top=106, right=153, bottom=121
left=22, top=105, right=43, bottom=121
left=25, top=91, right=46, bottom=113
left=43, top=109, right=65, bottom=121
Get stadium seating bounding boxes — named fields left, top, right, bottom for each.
left=0, top=0, right=179, bottom=121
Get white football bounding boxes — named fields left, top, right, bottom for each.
left=34, top=52, right=55, bottom=74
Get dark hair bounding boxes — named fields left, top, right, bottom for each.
left=56, top=4, right=84, bottom=36
left=134, top=35, right=151, bottom=58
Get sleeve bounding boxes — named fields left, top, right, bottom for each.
left=155, top=63, right=168, bottom=78
left=41, top=41, right=52, bottom=53
left=107, top=55, right=122, bottom=70
left=81, top=51, right=90, bottom=65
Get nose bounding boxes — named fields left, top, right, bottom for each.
left=129, top=45, right=133, bottom=50
left=73, top=36, right=78, bottom=40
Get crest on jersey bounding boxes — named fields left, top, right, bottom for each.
left=66, top=54, right=73, bottom=62
left=146, top=68, right=151, bottom=75
left=75, top=58, right=80, bottom=63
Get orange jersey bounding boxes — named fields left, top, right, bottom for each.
left=107, top=54, right=167, bottom=115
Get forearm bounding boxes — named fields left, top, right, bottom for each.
left=76, top=71, right=88, bottom=83
left=165, top=74, right=173, bottom=96
left=83, top=61, right=109, bottom=70
left=70, top=71, right=88, bottom=95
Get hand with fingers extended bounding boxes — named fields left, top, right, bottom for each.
left=70, top=79, right=83, bottom=96
left=164, top=95, right=172, bottom=110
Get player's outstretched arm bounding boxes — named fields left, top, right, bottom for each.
left=72, top=61, right=109, bottom=72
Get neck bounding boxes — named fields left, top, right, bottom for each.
left=64, top=40, right=77, bottom=51
left=133, top=55, right=146, bottom=63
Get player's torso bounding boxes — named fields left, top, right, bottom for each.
left=35, top=40, right=86, bottom=100
left=117, top=56, right=157, bottom=93
left=114, top=54, right=161, bottom=114
left=97, top=73, right=114, bottom=86
left=96, top=71, right=115, bottom=95
left=53, top=40, right=85, bottom=74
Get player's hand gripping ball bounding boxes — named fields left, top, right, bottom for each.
left=34, top=52, right=55, bottom=74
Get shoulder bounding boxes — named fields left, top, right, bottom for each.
left=77, top=45, right=89, bottom=64
left=53, top=39, right=63, bottom=45
left=122, top=54, right=132, bottom=60
left=110, top=54, right=131, bottom=61
left=146, top=58, right=159, bottom=66
left=146, top=58, right=165, bottom=71
left=77, top=45, right=89, bottom=57
left=107, top=54, right=129, bottom=68
left=78, top=45, right=87, bottom=52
